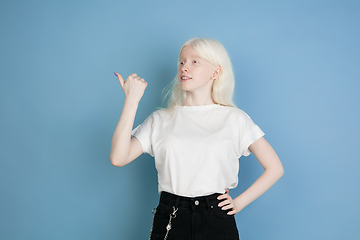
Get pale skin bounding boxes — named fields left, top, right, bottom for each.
left=110, top=45, right=284, bottom=215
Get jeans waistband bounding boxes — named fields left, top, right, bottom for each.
left=159, top=191, right=222, bottom=210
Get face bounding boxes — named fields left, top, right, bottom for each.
left=177, top=46, right=218, bottom=94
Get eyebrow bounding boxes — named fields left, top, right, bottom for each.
left=179, top=55, right=202, bottom=60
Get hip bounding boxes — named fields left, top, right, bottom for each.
left=150, top=191, right=239, bottom=240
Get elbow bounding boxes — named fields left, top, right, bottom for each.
left=273, top=157, right=284, bottom=179
left=265, top=163, right=284, bottom=180
left=277, top=164, right=285, bottom=179
left=280, top=166, right=285, bottom=178
left=109, top=155, right=126, bottom=167
left=111, top=162, right=124, bottom=167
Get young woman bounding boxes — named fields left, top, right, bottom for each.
left=110, top=38, right=284, bottom=240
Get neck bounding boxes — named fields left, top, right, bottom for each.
left=183, top=93, right=215, bottom=106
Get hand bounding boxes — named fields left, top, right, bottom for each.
left=115, top=72, right=148, bottom=103
left=217, top=189, right=239, bottom=215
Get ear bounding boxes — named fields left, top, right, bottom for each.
left=212, top=67, right=222, bottom=80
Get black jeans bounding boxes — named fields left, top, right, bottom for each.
left=150, top=192, right=240, bottom=240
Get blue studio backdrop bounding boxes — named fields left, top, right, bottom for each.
left=1, top=0, right=359, bottom=239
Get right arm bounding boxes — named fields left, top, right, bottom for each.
left=110, top=73, right=148, bottom=167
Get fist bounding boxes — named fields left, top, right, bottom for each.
left=115, top=72, right=148, bottom=103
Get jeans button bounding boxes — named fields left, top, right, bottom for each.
left=194, top=200, right=199, bottom=206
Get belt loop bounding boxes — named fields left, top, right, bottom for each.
left=205, top=196, right=211, bottom=209
left=175, top=196, right=180, bottom=208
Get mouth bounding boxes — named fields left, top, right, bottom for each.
left=180, top=76, right=192, bottom=81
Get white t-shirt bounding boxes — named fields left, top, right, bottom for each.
left=132, top=104, right=264, bottom=197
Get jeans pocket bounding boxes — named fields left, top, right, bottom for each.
left=151, top=203, right=173, bottom=239
left=212, top=206, right=235, bottom=220
left=155, top=203, right=172, bottom=218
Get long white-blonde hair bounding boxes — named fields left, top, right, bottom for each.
left=163, top=38, right=236, bottom=110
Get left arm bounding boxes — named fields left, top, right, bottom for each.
left=218, top=137, right=284, bottom=215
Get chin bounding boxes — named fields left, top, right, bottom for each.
left=180, top=83, right=190, bottom=91
left=180, top=86, right=193, bottom=92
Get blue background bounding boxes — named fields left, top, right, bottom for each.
left=1, top=0, right=359, bottom=239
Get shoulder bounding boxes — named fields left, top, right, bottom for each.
left=146, top=109, right=173, bottom=122
left=216, top=106, right=260, bottom=130
left=217, top=105, right=251, bottom=119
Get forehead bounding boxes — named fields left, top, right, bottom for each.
left=179, top=46, right=202, bottom=59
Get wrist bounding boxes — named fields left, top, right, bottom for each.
left=234, top=196, right=246, bottom=213
left=124, top=97, right=140, bottom=107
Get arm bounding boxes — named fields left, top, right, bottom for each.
left=218, top=137, right=284, bottom=214
left=110, top=73, right=147, bottom=167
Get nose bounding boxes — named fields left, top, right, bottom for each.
left=180, top=64, right=188, bottom=73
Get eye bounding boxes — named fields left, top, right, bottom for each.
left=193, top=60, right=197, bottom=63
left=179, top=61, right=184, bottom=65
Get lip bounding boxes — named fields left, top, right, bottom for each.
left=180, top=75, right=192, bottom=81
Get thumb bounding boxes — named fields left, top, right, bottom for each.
left=114, top=72, right=125, bottom=88
left=225, top=188, right=229, bottom=194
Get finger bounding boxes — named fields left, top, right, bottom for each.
left=217, top=194, right=228, bottom=200
left=140, top=78, right=145, bottom=82
left=217, top=189, right=229, bottom=199
left=133, top=76, right=143, bottom=82
left=218, top=199, right=230, bottom=207
left=128, top=73, right=138, bottom=81
left=221, top=204, right=233, bottom=210
left=114, top=72, right=125, bottom=87
left=227, top=209, right=236, bottom=215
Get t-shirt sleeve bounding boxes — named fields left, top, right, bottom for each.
left=131, top=114, right=154, bottom=157
left=238, top=111, right=265, bottom=157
